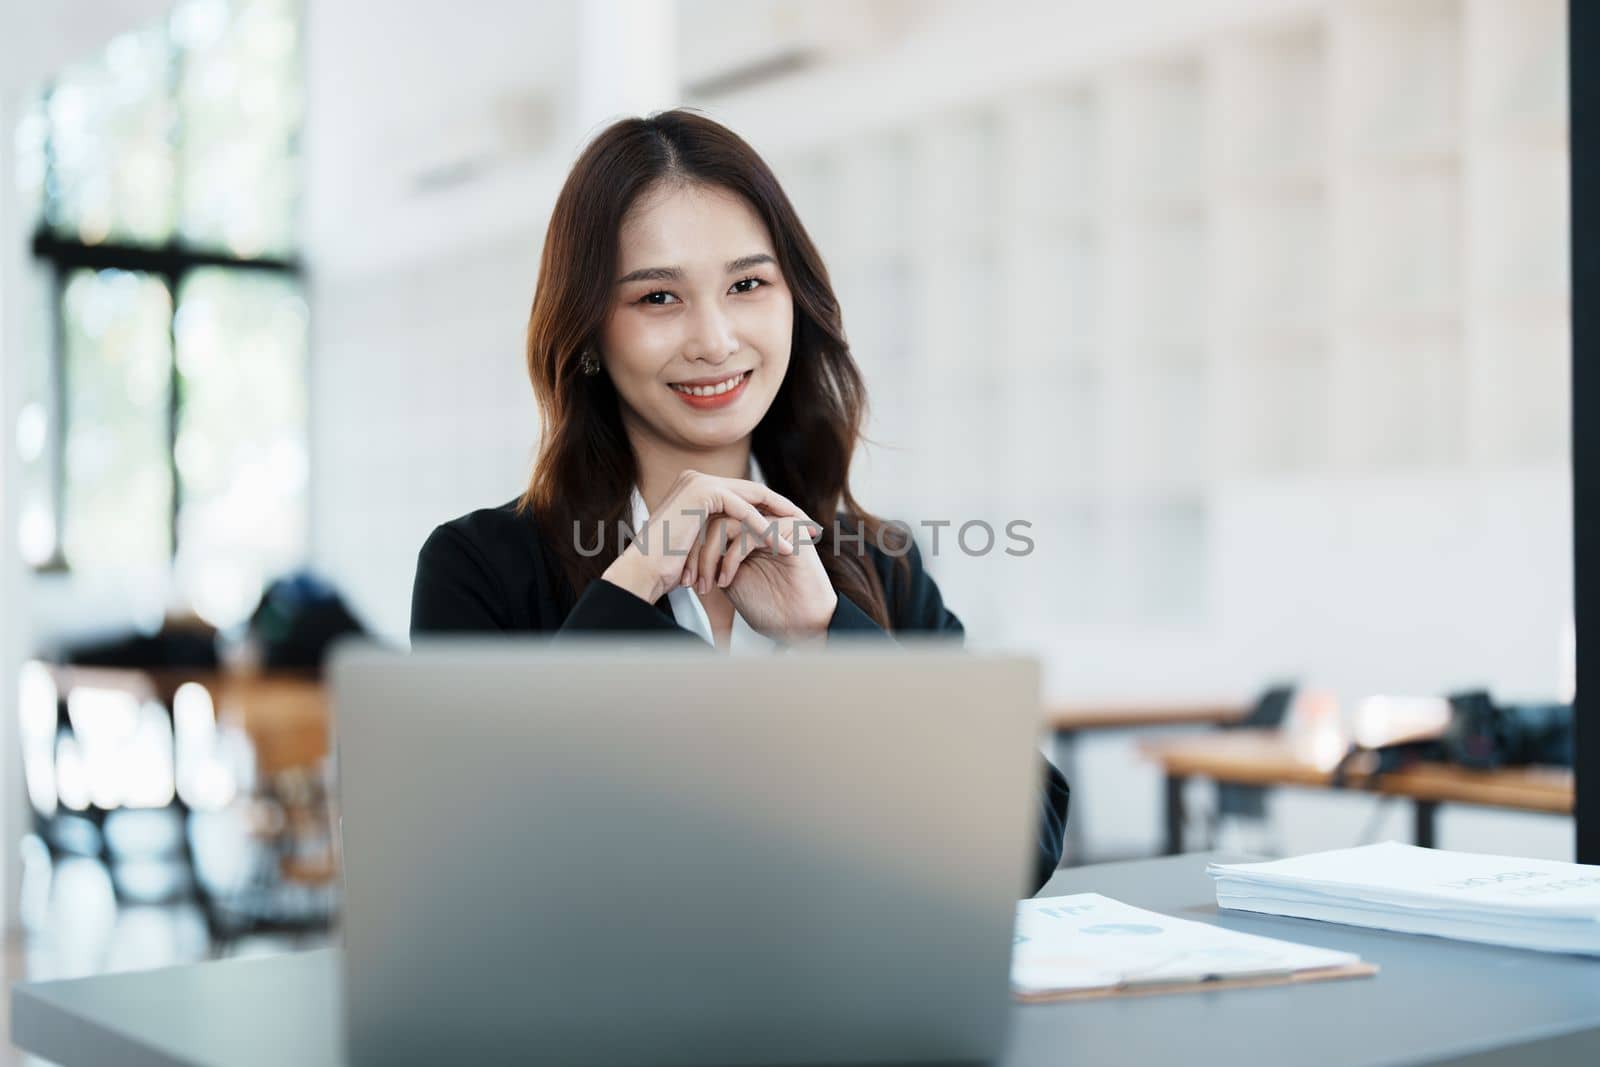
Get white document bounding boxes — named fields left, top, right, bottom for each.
left=1209, top=843, right=1600, bottom=917
left=1209, top=842, right=1600, bottom=956
left=1011, top=892, right=1359, bottom=996
left=1212, top=892, right=1599, bottom=954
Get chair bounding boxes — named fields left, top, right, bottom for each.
left=1206, top=684, right=1296, bottom=850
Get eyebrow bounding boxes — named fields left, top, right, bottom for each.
left=615, top=253, right=776, bottom=286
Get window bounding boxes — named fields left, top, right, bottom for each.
left=17, top=0, right=307, bottom=629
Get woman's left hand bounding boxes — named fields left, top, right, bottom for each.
left=685, top=512, right=837, bottom=642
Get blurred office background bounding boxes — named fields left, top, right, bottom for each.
left=0, top=0, right=1575, bottom=1036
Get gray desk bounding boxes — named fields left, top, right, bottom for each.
left=13, top=853, right=1600, bottom=1067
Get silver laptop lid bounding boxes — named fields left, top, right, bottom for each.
left=333, top=638, right=1040, bottom=1067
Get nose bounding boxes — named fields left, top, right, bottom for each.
left=683, top=299, right=738, bottom=365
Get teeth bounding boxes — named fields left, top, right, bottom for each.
left=672, top=372, right=746, bottom=397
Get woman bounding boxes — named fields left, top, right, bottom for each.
left=410, top=108, right=1069, bottom=892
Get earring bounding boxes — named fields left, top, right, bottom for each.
left=579, top=349, right=601, bottom=376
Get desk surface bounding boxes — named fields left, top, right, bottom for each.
left=13, top=852, right=1600, bottom=1067
left=1143, top=730, right=1575, bottom=814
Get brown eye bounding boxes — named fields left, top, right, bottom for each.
left=639, top=291, right=678, bottom=305
left=730, top=276, right=764, bottom=294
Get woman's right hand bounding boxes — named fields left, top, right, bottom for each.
left=601, top=470, right=803, bottom=604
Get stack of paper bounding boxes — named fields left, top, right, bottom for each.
left=1209, top=842, right=1600, bottom=956
left=1011, top=892, right=1368, bottom=1001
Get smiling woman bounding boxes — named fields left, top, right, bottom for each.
left=408, top=108, right=1070, bottom=892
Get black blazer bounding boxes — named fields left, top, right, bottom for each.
left=410, top=500, right=1070, bottom=894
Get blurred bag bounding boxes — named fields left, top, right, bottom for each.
left=1440, top=690, right=1573, bottom=770
left=1332, top=690, right=1573, bottom=784
left=248, top=572, right=368, bottom=674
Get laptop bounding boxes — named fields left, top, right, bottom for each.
left=331, top=638, right=1042, bottom=1066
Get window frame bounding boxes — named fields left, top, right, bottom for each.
left=23, top=14, right=305, bottom=576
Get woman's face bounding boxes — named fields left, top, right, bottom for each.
left=599, top=181, right=793, bottom=454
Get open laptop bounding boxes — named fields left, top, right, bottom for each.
left=331, top=638, right=1042, bottom=1067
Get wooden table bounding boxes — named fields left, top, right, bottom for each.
left=208, top=674, right=330, bottom=776
left=1142, top=730, right=1574, bottom=855
left=1046, top=701, right=1249, bottom=864
left=43, top=664, right=330, bottom=776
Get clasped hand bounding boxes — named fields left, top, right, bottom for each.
left=601, top=470, right=838, bottom=641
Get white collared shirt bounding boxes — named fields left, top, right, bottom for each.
left=627, top=457, right=780, bottom=654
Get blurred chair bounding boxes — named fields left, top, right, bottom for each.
left=24, top=662, right=336, bottom=956
left=190, top=674, right=337, bottom=951
left=1205, top=684, right=1296, bottom=851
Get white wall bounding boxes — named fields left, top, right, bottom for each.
left=307, top=231, right=544, bottom=641
left=1, top=81, right=30, bottom=942
left=997, top=469, right=1571, bottom=703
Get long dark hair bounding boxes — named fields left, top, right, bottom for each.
left=520, top=108, right=906, bottom=628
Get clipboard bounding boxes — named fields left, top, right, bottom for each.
left=1013, top=960, right=1379, bottom=1004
